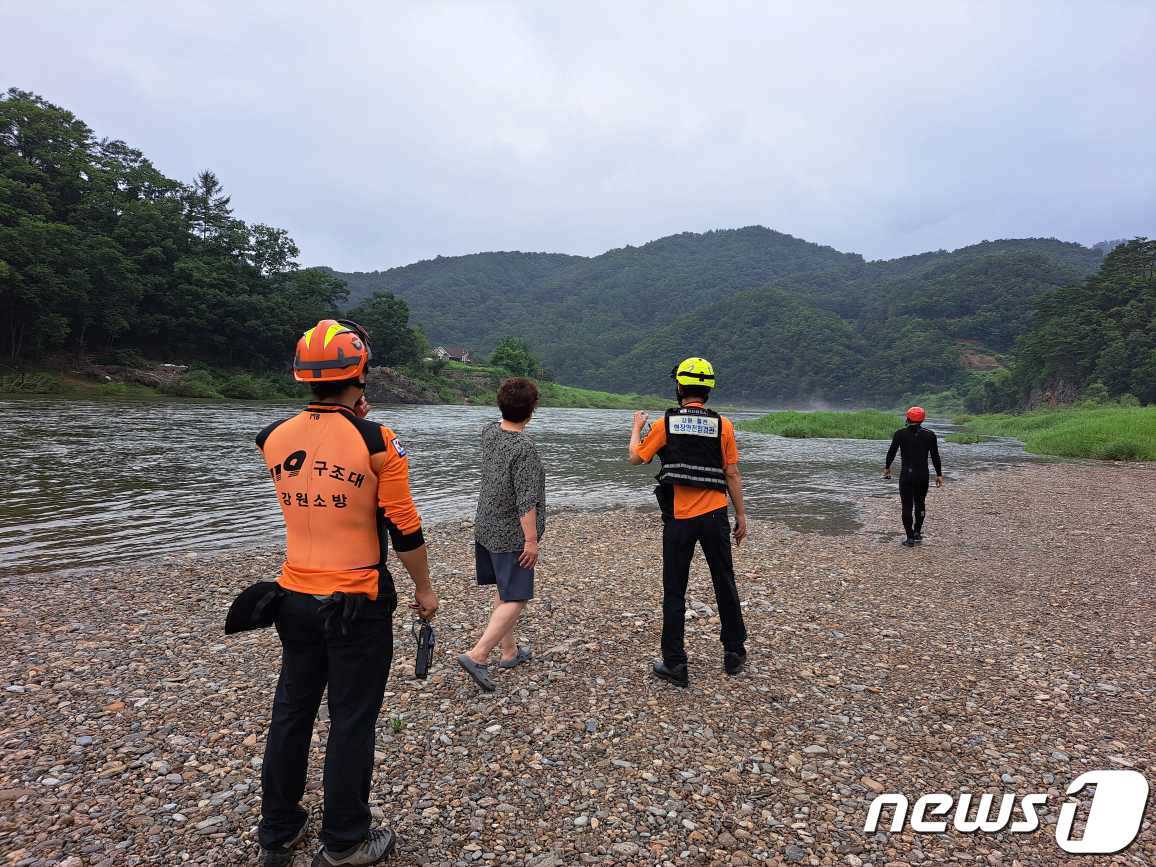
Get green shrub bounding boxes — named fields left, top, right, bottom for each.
left=1079, top=380, right=1111, bottom=406
left=1093, top=440, right=1144, bottom=461
left=738, top=409, right=900, bottom=440
left=161, top=370, right=221, bottom=398
left=268, top=376, right=307, bottom=399
left=218, top=373, right=267, bottom=400
left=0, top=372, right=62, bottom=393
left=215, top=373, right=303, bottom=400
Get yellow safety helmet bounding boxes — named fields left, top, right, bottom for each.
left=671, top=357, right=716, bottom=389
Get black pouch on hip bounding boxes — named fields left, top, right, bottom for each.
left=654, top=483, right=675, bottom=520
left=224, top=581, right=286, bottom=635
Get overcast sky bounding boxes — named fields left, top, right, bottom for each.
left=7, top=1, right=1154, bottom=271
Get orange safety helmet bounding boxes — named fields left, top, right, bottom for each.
left=293, top=319, right=372, bottom=382
left=906, top=406, right=926, bottom=424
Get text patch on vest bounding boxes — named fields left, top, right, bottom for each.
left=668, top=414, right=720, bottom=437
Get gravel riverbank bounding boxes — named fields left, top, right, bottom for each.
left=2, top=463, right=1154, bottom=866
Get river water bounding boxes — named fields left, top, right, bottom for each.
left=1, top=399, right=1033, bottom=577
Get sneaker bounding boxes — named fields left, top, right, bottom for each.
left=652, top=660, right=689, bottom=688
left=913, top=532, right=923, bottom=542
left=312, top=828, right=396, bottom=865
left=262, top=815, right=309, bottom=867
left=724, top=651, right=747, bottom=675
left=901, top=538, right=916, bottom=547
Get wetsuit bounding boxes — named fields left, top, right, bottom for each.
left=885, top=424, right=942, bottom=540
left=255, top=402, right=423, bottom=854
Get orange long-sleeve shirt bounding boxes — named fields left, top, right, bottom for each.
left=256, top=403, right=423, bottom=599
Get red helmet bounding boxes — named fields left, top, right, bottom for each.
left=906, top=406, right=926, bottom=424
left=292, top=319, right=371, bottom=382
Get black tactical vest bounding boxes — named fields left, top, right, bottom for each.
left=656, top=406, right=727, bottom=491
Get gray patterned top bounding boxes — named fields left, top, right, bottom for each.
left=475, top=421, right=546, bottom=553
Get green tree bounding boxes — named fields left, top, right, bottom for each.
left=347, top=290, right=422, bottom=366
left=248, top=223, right=299, bottom=276
left=0, top=89, right=337, bottom=371
left=490, top=337, right=541, bottom=377
left=183, top=170, right=246, bottom=253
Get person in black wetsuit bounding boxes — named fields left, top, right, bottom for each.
left=884, top=406, right=944, bottom=547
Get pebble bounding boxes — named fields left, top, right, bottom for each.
left=0, top=464, right=1152, bottom=865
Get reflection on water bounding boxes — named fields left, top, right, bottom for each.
left=0, top=399, right=1033, bottom=576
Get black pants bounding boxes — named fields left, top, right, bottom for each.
left=258, top=590, right=396, bottom=852
left=661, top=507, right=747, bottom=667
left=899, top=473, right=930, bottom=539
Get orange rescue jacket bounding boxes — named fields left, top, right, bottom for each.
left=256, top=403, right=423, bottom=599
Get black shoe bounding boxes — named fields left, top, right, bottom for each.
left=913, top=532, right=923, bottom=543
left=652, top=660, right=689, bottom=688
left=724, top=651, right=747, bottom=675
left=262, top=815, right=309, bottom=867
left=312, top=827, right=396, bottom=865
left=901, top=538, right=916, bottom=547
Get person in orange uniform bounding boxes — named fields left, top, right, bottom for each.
left=254, top=319, right=438, bottom=867
left=628, top=357, right=748, bottom=688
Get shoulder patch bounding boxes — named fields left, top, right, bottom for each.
left=340, top=412, right=388, bottom=455
left=391, top=437, right=407, bottom=457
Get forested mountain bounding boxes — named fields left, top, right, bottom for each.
left=327, top=251, right=583, bottom=350
left=332, top=234, right=1106, bottom=402
left=5, top=88, right=1140, bottom=408
left=966, top=239, right=1156, bottom=410
left=329, top=227, right=860, bottom=384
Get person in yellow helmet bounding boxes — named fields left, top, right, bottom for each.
left=627, top=357, right=749, bottom=687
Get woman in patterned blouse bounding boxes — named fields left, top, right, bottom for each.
left=457, top=378, right=546, bottom=692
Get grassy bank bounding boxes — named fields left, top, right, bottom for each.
left=538, top=382, right=667, bottom=410
left=437, top=361, right=667, bottom=410
left=0, top=366, right=666, bottom=411
left=0, top=369, right=303, bottom=402
left=956, top=406, right=1156, bottom=461
left=0, top=371, right=167, bottom=401
left=737, top=409, right=902, bottom=440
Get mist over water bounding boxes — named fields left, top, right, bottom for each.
left=0, top=399, right=1033, bottom=577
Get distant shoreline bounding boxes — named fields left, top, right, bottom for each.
left=738, top=406, right=1156, bottom=461
left=0, top=365, right=671, bottom=412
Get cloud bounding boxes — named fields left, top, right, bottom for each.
left=6, top=0, right=1154, bottom=269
